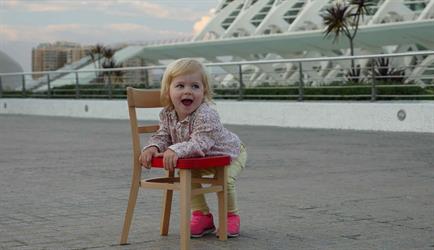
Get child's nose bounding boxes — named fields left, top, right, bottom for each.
left=184, top=86, right=193, bottom=94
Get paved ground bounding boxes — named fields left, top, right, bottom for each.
left=0, top=114, right=433, bottom=250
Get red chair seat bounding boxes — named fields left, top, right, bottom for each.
left=151, top=155, right=231, bottom=169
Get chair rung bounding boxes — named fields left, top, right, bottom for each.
left=138, top=125, right=159, bottom=133
left=144, top=177, right=180, bottom=183
left=192, top=186, right=223, bottom=196
left=192, top=177, right=221, bottom=185
left=140, top=180, right=179, bottom=190
left=142, top=177, right=221, bottom=185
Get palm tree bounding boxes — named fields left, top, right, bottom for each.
left=112, top=63, right=125, bottom=84
left=87, top=43, right=105, bottom=80
left=88, top=44, right=123, bottom=84
left=102, top=61, right=125, bottom=84
left=102, top=47, right=124, bottom=85
left=90, top=43, right=105, bottom=69
left=102, top=47, right=115, bottom=63
left=321, top=0, right=372, bottom=81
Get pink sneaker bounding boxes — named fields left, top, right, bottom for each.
left=190, top=211, right=215, bottom=238
left=227, top=212, right=240, bottom=237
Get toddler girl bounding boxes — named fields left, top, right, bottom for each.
left=139, top=58, right=247, bottom=238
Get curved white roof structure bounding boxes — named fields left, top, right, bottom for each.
left=195, top=0, right=434, bottom=39
left=34, top=0, right=434, bottom=89
left=0, top=50, right=24, bottom=90
left=134, top=20, right=434, bottom=60
left=167, top=0, right=434, bottom=86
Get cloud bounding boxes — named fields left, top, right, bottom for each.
left=0, top=26, right=19, bottom=41
left=45, top=24, right=82, bottom=32
left=125, top=1, right=205, bottom=21
left=1, top=0, right=18, bottom=8
left=108, top=23, right=151, bottom=32
left=0, top=24, right=78, bottom=42
left=2, top=0, right=207, bottom=21
left=105, top=23, right=191, bottom=41
left=24, top=3, right=70, bottom=12
left=132, top=1, right=171, bottom=19
left=2, top=0, right=81, bottom=12
left=193, top=15, right=212, bottom=35
left=0, top=23, right=191, bottom=44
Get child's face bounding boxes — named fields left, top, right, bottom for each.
left=169, top=70, right=205, bottom=121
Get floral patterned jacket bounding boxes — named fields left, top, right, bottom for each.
left=145, top=102, right=241, bottom=159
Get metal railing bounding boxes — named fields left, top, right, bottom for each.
left=1, top=51, right=433, bottom=101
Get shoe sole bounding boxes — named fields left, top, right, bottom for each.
left=228, top=233, right=239, bottom=238
left=215, top=231, right=240, bottom=238
left=191, top=227, right=216, bottom=238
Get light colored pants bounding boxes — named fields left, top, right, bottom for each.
left=191, top=145, right=247, bottom=214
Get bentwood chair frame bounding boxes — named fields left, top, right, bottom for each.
left=120, top=87, right=229, bottom=250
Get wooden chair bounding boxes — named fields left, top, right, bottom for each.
left=120, top=87, right=230, bottom=250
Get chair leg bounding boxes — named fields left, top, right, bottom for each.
left=217, top=167, right=228, bottom=240
left=160, top=170, right=174, bottom=236
left=179, top=169, right=192, bottom=250
left=120, top=177, right=140, bottom=245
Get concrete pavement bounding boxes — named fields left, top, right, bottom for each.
left=0, top=114, right=433, bottom=249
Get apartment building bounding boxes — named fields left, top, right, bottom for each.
left=32, top=41, right=90, bottom=79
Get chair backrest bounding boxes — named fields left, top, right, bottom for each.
left=126, top=87, right=162, bottom=171
left=127, top=87, right=162, bottom=109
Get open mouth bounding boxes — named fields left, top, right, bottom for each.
left=181, top=99, right=193, bottom=106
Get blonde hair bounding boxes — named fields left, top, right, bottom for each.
left=160, top=58, right=213, bottom=108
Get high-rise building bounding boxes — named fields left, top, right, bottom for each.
left=32, top=41, right=91, bottom=79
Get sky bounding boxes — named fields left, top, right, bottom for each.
left=0, top=0, right=219, bottom=72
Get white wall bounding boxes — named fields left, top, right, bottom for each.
left=1, top=98, right=433, bottom=133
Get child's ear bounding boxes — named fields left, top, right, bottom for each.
left=165, top=91, right=171, bottom=103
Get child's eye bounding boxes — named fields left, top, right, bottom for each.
left=192, top=83, right=201, bottom=89
left=175, top=83, right=184, bottom=88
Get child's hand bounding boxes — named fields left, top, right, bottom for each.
left=139, top=146, right=159, bottom=169
left=156, top=149, right=178, bottom=171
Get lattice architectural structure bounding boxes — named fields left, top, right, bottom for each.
left=194, top=0, right=434, bottom=86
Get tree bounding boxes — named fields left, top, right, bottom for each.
left=371, top=57, right=405, bottom=84
left=88, top=43, right=105, bottom=70
left=87, top=43, right=105, bottom=80
left=102, top=47, right=115, bottom=66
left=87, top=44, right=124, bottom=84
left=102, top=60, right=124, bottom=84
left=101, top=48, right=124, bottom=85
left=321, top=0, right=372, bottom=82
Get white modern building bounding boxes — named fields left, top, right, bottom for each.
left=0, top=50, right=24, bottom=90
left=30, top=0, right=434, bottom=90
left=192, top=0, right=434, bottom=86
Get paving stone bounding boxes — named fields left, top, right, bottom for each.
left=1, top=114, right=433, bottom=249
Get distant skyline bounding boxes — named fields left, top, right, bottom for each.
left=0, top=0, right=219, bottom=72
